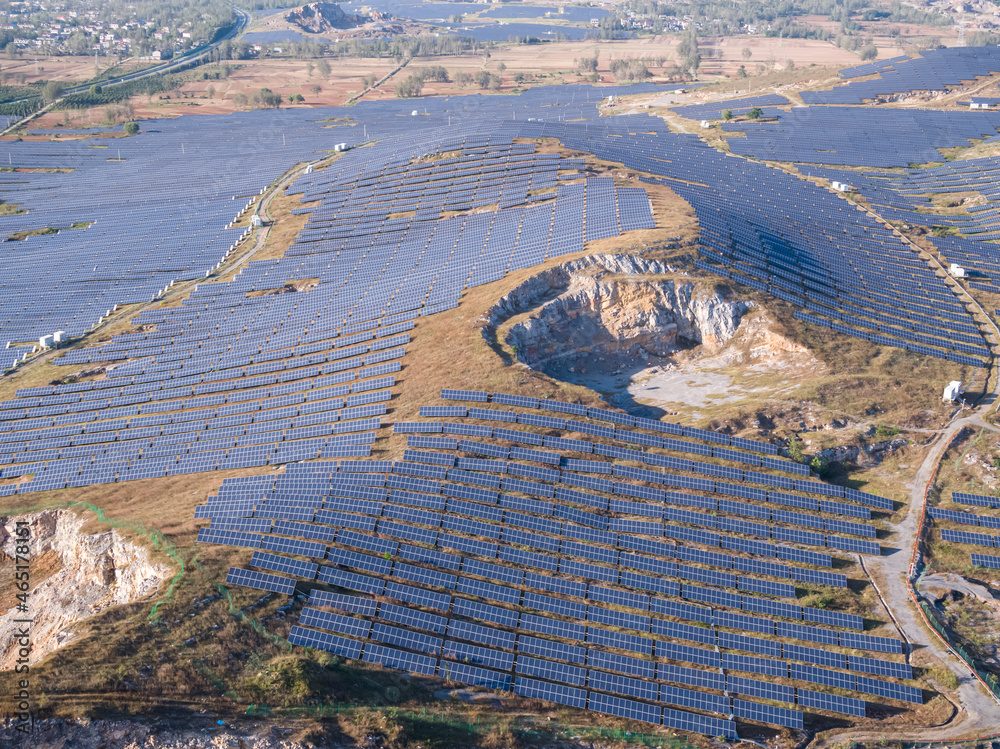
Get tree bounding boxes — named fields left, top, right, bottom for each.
left=474, top=70, right=492, bottom=89
left=810, top=455, right=830, bottom=477
left=576, top=53, right=599, bottom=74
left=455, top=71, right=472, bottom=86
left=858, top=44, right=878, bottom=61
left=123, top=121, right=139, bottom=136
left=311, top=84, right=322, bottom=95
left=737, top=65, right=747, bottom=79
left=288, top=93, right=304, bottom=103
left=66, top=31, right=91, bottom=56
left=256, top=88, right=281, bottom=108
left=394, top=73, right=423, bottom=98
left=676, top=31, right=700, bottom=77
left=416, top=66, right=448, bottom=82
left=747, top=107, right=763, bottom=119
left=233, top=92, right=248, bottom=108
left=306, top=61, right=314, bottom=77
left=786, top=437, right=806, bottom=464
left=742, top=47, right=752, bottom=61
left=316, top=58, right=331, bottom=77
left=41, top=81, right=64, bottom=105
left=610, top=57, right=650, bottom=82
left=361, top=72, right=376, bottom=89
left=206, top=84, right=215, bottom=99
left=721, top=109, right=732, bottom=121
left=497, top=61, right=506, bottom=74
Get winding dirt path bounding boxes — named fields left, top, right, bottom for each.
left=815, top=411, right=1000, bottom=746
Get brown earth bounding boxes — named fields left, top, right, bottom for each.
left=0, top=55, right=154, bottom=86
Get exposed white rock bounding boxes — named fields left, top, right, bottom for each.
left=0, top=510, right=171, bottom=670
left=483, top=253, right=681, bottom=329
left=497, top=257, right=750, bottom=368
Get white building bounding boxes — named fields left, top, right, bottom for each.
left=943, top=381, right=963, bottom=402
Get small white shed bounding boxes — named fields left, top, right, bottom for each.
left=943, top=381, right=963, bottom=402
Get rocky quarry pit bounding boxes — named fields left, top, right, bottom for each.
left=485, top=254, right=821, bottom=414
left=0, top=510, right=171, bottom=670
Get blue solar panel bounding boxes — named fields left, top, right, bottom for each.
left=288, top=626, right=363, bottom=658
left=513, top=676, right=587, bottom=708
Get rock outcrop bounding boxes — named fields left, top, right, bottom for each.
left=485, top=254, right=750, bottom=372
left=284, top=2, right=360, bottom=33
left=484, top=253, right=679, bottom=327
left=0, top=510, right=170, bottom=669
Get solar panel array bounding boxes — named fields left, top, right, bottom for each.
left=0, top=91, right=674, bottom=492
left=801, top=159, right=1000, bottom=314
left=200, top=388, right=917, bottom=737
left=0, top=82, right=665, bottom=370
left=838, top=55, right=911, bottom=80
left=930, top=497, right=1000, bottom=581
left=661, top=163, right=988, bottom=368
left=953, top=491, right=1000, bottom=509
left=805, top=46, right=1000, bottom=104
left=2, top=68, right=973, bottom=737
left=671, top=94, right=789, bottom=122
left=0, top=109, right=973, bottom=493
left=724, top=107, right=1000, bottom=167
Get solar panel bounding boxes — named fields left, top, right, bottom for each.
left=363, top=644, right=437, bottom=676
left=250, top=550, right=319, bottom=579
left=732, top=699, right=803, bottom=729
left=299, top=607, right=372, bottom=638
left=589, top=692, right=661, bottom=724
left=441, top=389, right=488, bottom=402
left=513, top=676, right=587, bottom=708
left=661, top=707, right=737, bottom=739
left=442, top=639, right=514, bottom=670
left=225, top=566, right=295, bottom=595
left=849, top=655, right=912, bottom=680
left=855, top=675, right=923, bottom=704
left=288, top=626, right=363, bottom=658
left=798, top=688, right=866, bottom=717
left=437, top=661, right=511, bottom=690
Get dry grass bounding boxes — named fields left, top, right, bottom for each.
left=1, top=55, right=156, bottom=86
